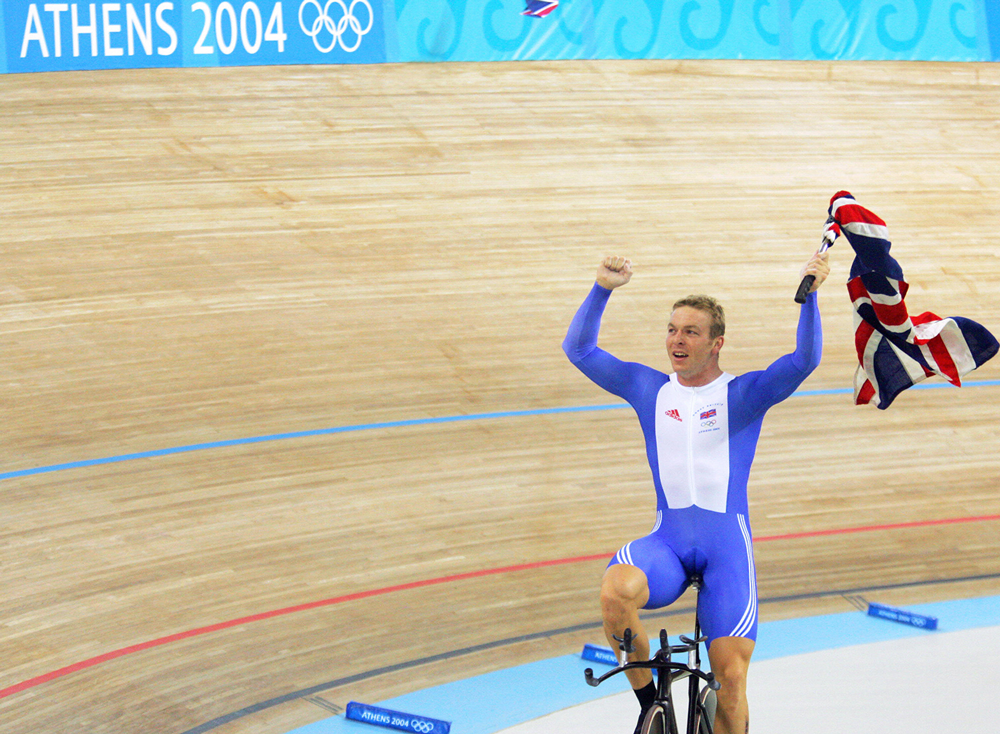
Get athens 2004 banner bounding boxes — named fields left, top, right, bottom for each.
left=1, top=0, right=999, bottom=74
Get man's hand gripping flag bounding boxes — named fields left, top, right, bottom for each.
left=827, top=191, right=998, bottom=409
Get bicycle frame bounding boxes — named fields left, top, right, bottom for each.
left=583, top=577, right=719, bottom=734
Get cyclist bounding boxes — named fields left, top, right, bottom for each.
left=562, top=251, right=829, bottom=734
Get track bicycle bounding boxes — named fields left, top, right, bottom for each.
left=584, top=575, right=719, bottom=734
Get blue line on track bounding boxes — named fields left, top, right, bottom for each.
left=3, top=380, right=998, bottom=482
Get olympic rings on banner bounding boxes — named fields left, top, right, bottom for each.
left=298, top=0, right=373, bottom=53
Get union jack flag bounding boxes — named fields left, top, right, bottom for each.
left=828, top=191, right=998, bottom=409
left=522, top=0, right=558, bottom=18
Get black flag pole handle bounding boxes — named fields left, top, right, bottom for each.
left=793, top=269, right=819, bottom=304
left=794, top=219, right=838, bottom=304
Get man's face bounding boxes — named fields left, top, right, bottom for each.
left=666, top=306, right=723, bottom=384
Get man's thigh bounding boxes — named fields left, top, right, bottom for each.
left=608, top=534, right=689, bottom=610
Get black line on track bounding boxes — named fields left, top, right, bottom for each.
left=179, top=571, right=1000, bottom=734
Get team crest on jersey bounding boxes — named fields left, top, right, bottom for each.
left=664, top=408, right=682, bottom=422
left=698, top=402, right=724, bottom=433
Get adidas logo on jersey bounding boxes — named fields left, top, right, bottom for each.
left=664, top=408, right=682, bottom=422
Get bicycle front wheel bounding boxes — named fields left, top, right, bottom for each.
left=640, top=703, right=676, bottom=734
left=694, top=687, right=717, bottom=734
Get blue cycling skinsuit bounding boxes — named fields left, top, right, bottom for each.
left=563, top=283, right=822, bottom=644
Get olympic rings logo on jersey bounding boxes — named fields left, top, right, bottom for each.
left=298, top=0, right=373, bottom=53
left=409, top=720, right=435, bottom=734
left=701, top=419, right=716, bottom=427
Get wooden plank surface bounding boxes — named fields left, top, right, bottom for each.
left=2, top=59, right=999, bottom=734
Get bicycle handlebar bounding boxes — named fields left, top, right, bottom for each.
left=584, top=659, right=720, bottom=690
left=585, top=626, right=720, bottom=692
left=615, top=629, right=636, bottom=656
left=664, top=630, right=708, bottom=656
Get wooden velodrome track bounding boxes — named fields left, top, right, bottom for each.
left=3, top=59, right=1000, bottom=734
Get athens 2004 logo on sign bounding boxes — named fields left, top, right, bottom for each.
left=409, top=719, right=436, bottom=734
left=298, top=0, right=372, bottom=52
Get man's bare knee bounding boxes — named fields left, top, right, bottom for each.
left=714, top=656, right=749, bottom=689
left=714, top=665, right=748, bottom=711
left=707, top=637, right=753, bottom=708
left=600, top=565, right=649, bottom=622
left=599, top=579, right=634, bottom=619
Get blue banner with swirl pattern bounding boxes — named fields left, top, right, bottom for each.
left=1, top=0, right=998, bottom=74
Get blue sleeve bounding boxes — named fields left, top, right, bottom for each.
left=736, top=291, right=823, bottom=413
left=790, top=290, right=823, bottom=373
left=563, top=283, right=662, bottom=402
left=562, top=283, right=612, bottom=364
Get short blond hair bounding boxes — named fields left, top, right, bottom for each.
left=672, top=295, right=725, bottom=339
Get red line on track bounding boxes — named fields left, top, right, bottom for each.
left=756, top=513, right=1000, bottom=542
left=3, top=512, right=998, bottom=700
